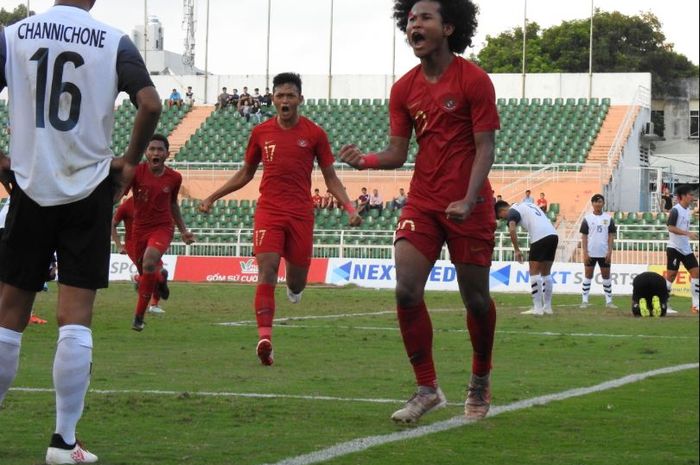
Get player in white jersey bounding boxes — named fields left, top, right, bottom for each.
left=665, top=184, right=699, bottom=314
left=0, top=1, right=162, bottom=463
left=496, top=200, right=559, bottom=315
left=579, top=194, right=617, bottom=308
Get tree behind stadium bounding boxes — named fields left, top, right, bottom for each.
left=0, top=4, right=34, bottom=27
left=475, top=10, right=698, bottom=97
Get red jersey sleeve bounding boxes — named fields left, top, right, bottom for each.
left=466, top=71, right=500, bottom=133
left=244, top=127, right=262, bottom=165
left=314, top=126, right=335, bottom=169
left=389, top=80, right=413, bottom=139
left=113, top=202, right=126, bottom=223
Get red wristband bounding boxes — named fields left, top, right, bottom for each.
left=343, top=202, right=357, bottom=215
left=360, top=153, right=380, bottom=170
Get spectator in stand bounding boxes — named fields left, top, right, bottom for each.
left=369, top=188, right=383, bottom=214
left=250, top=98, right=263, bottom=124
left=229, top=88, right=240, bottom=108
left=262, top=87, right=273, bottom=106
left=168, top=88, right=183, bottom=108
left=356, top=187, right=370, bottom=215
left=537, top=192, right=548, bottom=212
left=522, top=190, right=534, bottom=204
left=393, top=188, right=407, bottom=209
left=323, top=189, right=337, bottom=209
left=238, top=93, right=253, bottom=122
left=217, top=87, right=230, bottom=111
left=241, top=86, right=250, bottom=99
left=253, top=88, right=262, bottom=103
left=312, top=189, right=323, bottom=210
left=496, top=195, right=502, bottom=201
left=660, top=186, right=673, bottom=213
left=184, top=86, right=194, bottom=106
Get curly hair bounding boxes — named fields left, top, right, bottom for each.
left=393, top=0, right=479, bottom=54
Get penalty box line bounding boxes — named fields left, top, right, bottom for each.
left=263, top=363, right=699, bottom=465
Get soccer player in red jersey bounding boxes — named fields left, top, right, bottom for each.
left=340, top=0, right=499, bottom=423
left=199, top=72, right=361, bottom=366
left=130, top=134, right=195, bottom=331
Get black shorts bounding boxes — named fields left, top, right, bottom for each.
left=0, top=177, right=113, bottom=292
left=529, top=234, right=558, bottom=262
left=666, top=248, right=699, bottom=272
left=585, top=257, right=611, bottom=268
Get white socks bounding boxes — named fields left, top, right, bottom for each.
left=54, top=325, right=93, bottom=445
left=0, top=327, right=22, bottom=405
left=666, top=279, right=673, bottom=293
left=581, top=278, right=592, bottom=303
left=542, top=275, right=554, bottom=308
left=603, top=278, right=613, bottom=304
left=692, top=278, right=699, bottom=308
left=530, top=274, right=542, bottom=310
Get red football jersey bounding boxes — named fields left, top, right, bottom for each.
left=244, top=116, right=336, bottom=211
left=390, top=56, right=500, bottom=210
left=130, top=162, right=182, bottom=231
left=113, top=196, right=135, bottom=244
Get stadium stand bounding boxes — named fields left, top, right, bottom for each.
left=168, top=97, right=609, bottom=169
left=111, top=99, right=191, bottom=155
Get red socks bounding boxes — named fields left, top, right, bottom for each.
left=397, top=301, right=436, bottom=388
left=255, top=283, right=276, bottom=340
left=135, top=271, right=158, bottom=318
left=466, top=299, right=497, bottom=376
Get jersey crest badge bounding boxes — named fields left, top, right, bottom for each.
left=297, top=139, right=310, bottom=148
left=442, top=95, right=458, bottom=111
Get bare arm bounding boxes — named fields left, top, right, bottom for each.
left=339, top=136, right=410, bottom=170
left=445, top=131, right=496, bottom=221
left=508, top=220, right=524, bottom=263
left=668, top=225, right=699, bottom=240
left=199, top=162, right=258, bottom=212
left=320, top=164, right=362, bottom=226
left=606, top=233, right=614, bottom=261
left=111, top=87, right=162, bottom=200
left=111, top=217, right=125, bottom=253
left=581, top=235, right=589, bottom=262
left=171, top=199, right=195, bottom=244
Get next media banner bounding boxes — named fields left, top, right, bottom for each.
left=326, top=258, right=647, bottom=294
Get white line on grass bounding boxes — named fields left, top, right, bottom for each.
left=221, top=321, right=696, bottom=340
left=263, top=363, right=699, bottom=465
left=9, top=387, right=415, bottom=405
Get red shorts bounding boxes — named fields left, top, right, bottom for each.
left=395, top=202, right=496, bottom=266
left=254, top=209, right=313, bottom=268
left=133, top=227, right=173, bottom=272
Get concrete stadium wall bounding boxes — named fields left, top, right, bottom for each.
left=131, top=72, right=651, bottom=107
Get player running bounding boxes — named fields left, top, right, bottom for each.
left=579, top=194, right=617, bottom=309
left=664, top=185, right=699, bottom=314
left=495, top=200, right=559, bottom=315
left=112, top=195, right=169, bottom=313
left=199, top=72, right=361, bottom=366
left=0, top=1, right=161, bottom=463
left=340, top=0, right=499, bottom=423
left=129, top=134, right=194, bottom=331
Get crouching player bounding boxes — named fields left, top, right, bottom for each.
left=631, top=272, right=670, bottom=317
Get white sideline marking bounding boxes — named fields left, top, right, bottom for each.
left=263, top=363, right=699, bottom=465
left=10, top=387, right=412, bottom=405
left=221, top=321, right=696, bottom=340
left=217, top=310, right=397, bottom=326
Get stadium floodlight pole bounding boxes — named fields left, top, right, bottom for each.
left=204, top=0, right=210, bottom=104
left=26, top=0, right=30, bottom=17
left=588, top=0, right=594, bottom=99
left=143, top=0, right=148, bottom=74
left=521, top=0, right=527, bottom=98
left=266, top=0, right=272, bottom=90
left=328, top=0, right=335, bottom=101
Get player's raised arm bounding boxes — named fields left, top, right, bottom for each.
left=199, top=161, right=258, bottom=213
left=320, top=164, right=362, bottom=227
left=339, top=136, right=410, bottom=171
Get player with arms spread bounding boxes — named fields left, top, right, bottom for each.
left=129, top=134, right=194, bottom=331
left=0, top=1, right=161, bottom=463
left=341, top=0, right=499, bottom=423
left=199, top=72, right=361, bottom=366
